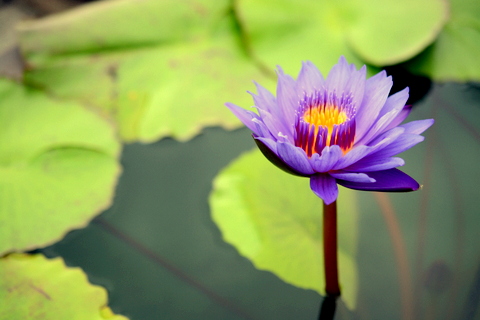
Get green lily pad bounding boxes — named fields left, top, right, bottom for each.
left=235, top=0, right=447, bottom=74
left=0, top=253, right=128, bottom=319
left=0, top=79, right=121, bottom=255
left=209, top=148, right=359, bottom=309
left=406, top=0, right=480, bottom=82
left=345, top=0, right=448, bottom=66
left=18, top=0, right=273, bottom=142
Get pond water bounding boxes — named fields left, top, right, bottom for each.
left=40, top=83, right=480, bottom=320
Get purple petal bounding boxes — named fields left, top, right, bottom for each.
left=366, top=134, right=424, bottom=158
left=326, top=56, right=353, bottom=92
left=357, top=88, right=409, bottom=145
left=311, top=145, right=343, bottom=172
left=344, top=157, right=405, bottom=172
left=225, top=102, right=261, bottom=135
left=326, top=57, right=366, bottom=108
left=254, top=138, right=307, bottom=177
left=400, top=119, right=435, bottom=134
left=348, top=65, right=367, bottom=110
left=355, top=71, right=393, bottom=141
left=379, top=87, right=409, bottom=118
left=366, top=126, right=405, bottom=148
left=337, top=168, right=420, bottom=192
left=250, top=81, right=276, bottom=113
left=255, top=137, right=277, bottom=153
left=276, top=67, right=298, bottom=131
left=277, top=142, right=315, bottom=175
left=333, top=127, right=405, bottom=170
left=356, top=115, right=393, bottom=146
left=383, top=105, right=413, bottom=132
left=252, top=119, right=275, bottom=140
left=310, top=174, right=339, bottom=205
left=332, top=145, right=370, bottom=170
left=254, top=110, right=287, bottom=141
left=296, top=61, right=325, bottom=93
left=330, top=172, right=375, bottom=183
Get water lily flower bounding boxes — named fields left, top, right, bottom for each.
left=226, top=57, right=433, bottom=205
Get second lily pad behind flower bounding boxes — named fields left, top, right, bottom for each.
left=226, top=57, right=433, bottom=204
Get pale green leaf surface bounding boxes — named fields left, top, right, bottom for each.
left=236, top=0, right=446, bottom=74
left=17, top=0, right=228, bottom=59
left=0, top=253, right=128, bottom=320
left=0, top=79, right=121, bottom=255
left=346, top=0, right=448, bottom=65
left=116, top=36, right=271, bottom=141
left=236, top=0, right=365, bottom=75
left=18, top=0, right=273, bottom=142
left=407, top=0, right=480, bottom=82
left=209, top=149, right=359, bottom=309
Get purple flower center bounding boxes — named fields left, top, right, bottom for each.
left=294, top=90, right=356, bottom=157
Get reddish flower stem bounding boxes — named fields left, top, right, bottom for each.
left=323, top=200, right=341, bottom=296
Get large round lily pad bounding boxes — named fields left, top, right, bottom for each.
left=0, top=253, right=128, bottom=319
left=235, top=0, right=447, bottom=74
left=210, top=148, right=359, bottom=309
left=0, top=79, right=121, bottom=255
left=345, top=0, right=447, bottom=66
left=18, top=0, right=274, bottom=142
left=406, top=0, right=480, bottom=82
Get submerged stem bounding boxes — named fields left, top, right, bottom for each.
left=323, top=200, right=341, bottom=296
left=318, top=295, right=338, bottom=320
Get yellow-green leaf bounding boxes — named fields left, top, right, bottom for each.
left=407, top=0, right=480, bottom=82
left=0, top=79, right=121, bottom=255
left=346, top=0, right=448, bottom=66
left=0, top=254, right=128, bottom=320
left=236, top=0, right=447, bottom=74
left=209, top=148, right=359, bottom=309
left=18, top=0, right=273, bottom=142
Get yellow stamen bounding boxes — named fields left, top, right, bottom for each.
left=303, top=105, right=347, bottom=146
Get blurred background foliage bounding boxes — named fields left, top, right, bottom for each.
left=1, top=0, right=480, bottom=319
